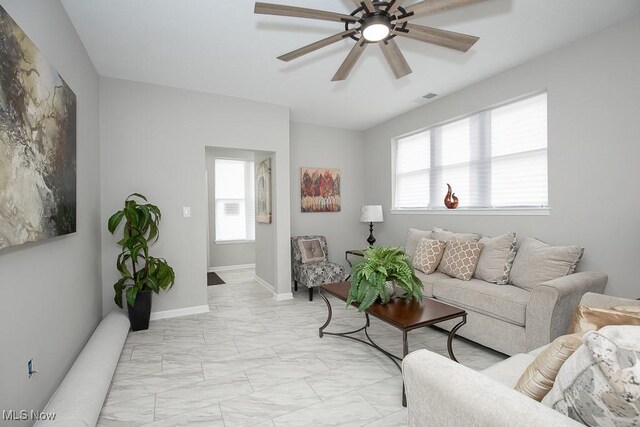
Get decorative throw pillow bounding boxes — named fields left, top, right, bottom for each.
left=542, top=325, right=640, bottom=425
left=297, top=239, right=326, bottom=264
left=568, top=305, right=640, bottom=334
left=437, top=240, right=484, bottom=281
left=474, top=232, right=517, bottom=285
left=412, top=238, right=446, bottom=274
left=432, top=227, right=481, bottom=243
left=515, top=333, right=583, bottom=401
left=404, top=228, right=432, bottom=262
left=509, top=237, right=584, bottom=291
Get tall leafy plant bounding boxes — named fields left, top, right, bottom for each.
left=347, top=246, right=423, bottom=312
left=108, top=193, right=176, bottom=308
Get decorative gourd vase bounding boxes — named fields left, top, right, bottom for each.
left=444, top=183, right=459, bottom=209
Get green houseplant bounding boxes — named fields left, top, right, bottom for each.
left=347, top=246, right=423, bottom=312
left=108, top=193, right=176, bottom=331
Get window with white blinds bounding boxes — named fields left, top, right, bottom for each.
left=214, top=159, right=255, bottom=242
left=393, top=93, right=548, bottom=210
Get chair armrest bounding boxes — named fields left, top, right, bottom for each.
left=402, top=350, right=581, bottom=427
left=526, top=271, right=607, bottom=349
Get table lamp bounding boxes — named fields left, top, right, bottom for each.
left=360, top=205, right=384, bottom=246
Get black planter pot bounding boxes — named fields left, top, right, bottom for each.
left=127, top=290, right=152, bottom=331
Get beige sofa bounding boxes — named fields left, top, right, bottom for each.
left=403, top=292, right=640, bottom=427
left=405, top=229, right=608, bottom=355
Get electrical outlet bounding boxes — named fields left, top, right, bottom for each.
left=183, top=207, right=191, bottom=217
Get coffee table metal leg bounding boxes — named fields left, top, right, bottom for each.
left=402, top=330, right=408, bottom=407
left=447, top=315, right=467, bottom=363
left=318, top=291, right=333, bottom=338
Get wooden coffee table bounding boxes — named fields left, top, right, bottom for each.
left=318, top=282, right=467, bottom=406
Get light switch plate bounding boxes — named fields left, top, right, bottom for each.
left=182, top=207, right=191, bottom=217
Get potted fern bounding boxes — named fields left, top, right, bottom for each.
left=347, top=246, right=423, bottom=312
left=108, top=193, right=176, bottom=331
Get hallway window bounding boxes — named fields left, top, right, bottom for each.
left=215, top=159, right=255, bottom=242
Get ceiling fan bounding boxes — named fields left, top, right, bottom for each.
left=254, top=0, right=484, bottom=81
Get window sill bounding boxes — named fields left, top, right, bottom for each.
left=214, top=240, right=256, bottom=245
left=390, top=208, right=550, bottom=216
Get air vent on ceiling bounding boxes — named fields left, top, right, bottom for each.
left=422, top=93, right=438, bottom=99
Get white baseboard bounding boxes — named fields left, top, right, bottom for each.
left=150, top=305, right=210, bottom=321
left=274, top=292, right=294, bottom=301
left=253, top=275, right=293, bottom=301
left=254, top=274, right=274, bottom=292
left=208, top=263, right=255, bottom=272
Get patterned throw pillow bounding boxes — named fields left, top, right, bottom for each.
left=474, top=232, right=517, bottom=285
left=412, top=238, right=446, bottom=274
left=542, top=325, right=640, bottom=425
left=437, top=240, right=485, bottom=281
left=297, top=239, right=326, bottom=264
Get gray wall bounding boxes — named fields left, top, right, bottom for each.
left=0, top=0, right=101, bottom=422
left=205, top=147, right=256, bottom=269
left=100, top=78, right=291, bottom=315
left=290, top=122, right=367, bottom=272
left=364, top=15, right=640, bottom=299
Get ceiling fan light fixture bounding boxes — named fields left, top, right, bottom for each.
left=362, top=15, right=390, bottom=42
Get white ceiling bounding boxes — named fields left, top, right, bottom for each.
left=61, top=0, right=640, bottom=131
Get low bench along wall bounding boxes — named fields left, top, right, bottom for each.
left=35, top=311, right=129, bottom=426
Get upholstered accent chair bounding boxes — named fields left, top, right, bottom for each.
left=291, top=235, right=346, bottom=301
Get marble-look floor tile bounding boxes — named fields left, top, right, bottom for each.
left=220, top=379, right=321, bottom=426
left=100, top=268, right=507, bottom=425
left=272, top=392, right=382, bottom=427
left=98, top=395, right=155, bottom=426
left=356, top=376, right=405, bottom=416
left=363, top=409, right=408, bottom=427
left=202, top=348, right=280, bottom=380
left=304, top=361, right=393, bottom=400
left=154, top=371, right=253, bottom=420
left=140, top=403, right=224, bottom=427
left=244, top=357, right=329, bottom=390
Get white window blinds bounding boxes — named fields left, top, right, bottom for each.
left=214, top=159, right=255, bottom=242
left=393, top=93, right=548, bottom=210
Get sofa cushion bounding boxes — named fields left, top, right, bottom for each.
left=542, top=325, right=640, bottom=425
left=509, top=237, right=584, bottom=291
left=474, top=232, right=517, bottom=285
left=437, top=241, right=485, bottom=281
left=405, top=228, right=432, bottom=261
left=433, top=278, right=530, bottom=326
left=415, top=271, right=450, bottom=298
left=432, top=226, right=481, bottom=243
left=413, top=238, right=446, bottom=274
left=482, top=353, right=536, bottom=387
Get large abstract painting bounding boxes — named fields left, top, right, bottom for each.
left=256, top=158, right=272, bottom=224
left=300, top=167, right=341, bottom=213
left=0, top=5, right=77, bottom=250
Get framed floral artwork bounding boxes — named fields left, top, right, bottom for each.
left=300, top=168, right=341, bottom=213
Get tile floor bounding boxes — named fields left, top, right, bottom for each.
left=99, top=269, right=507, bottom=426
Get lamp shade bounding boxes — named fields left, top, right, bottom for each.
left=360, top=205, right=384, bottom=223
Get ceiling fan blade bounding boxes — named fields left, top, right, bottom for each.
left=396, top=0, right=487, bottom=23
left=351, top=0, right=377, bottom=13
left=392, top=24, right=479, bottom=52
left=332, top=38, right=368, bottom=81
left=255, top=2, right=358, bottom=23
left=277, top=30, right=357, bottom=62
left=386, top=0, right=407, bottom=15
left=379, top=39, right=412, bottom=79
